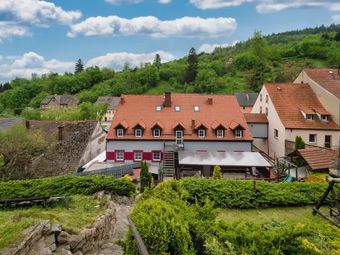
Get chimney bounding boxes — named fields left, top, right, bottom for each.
left=207, top=97, right=213, bottom=105
left=120, top=97, right=125, bottom=104
left=25, top=120, right=30, bottom=129
left=163, top=92, right=171, bottom=107
left=191, top=119, right=195, bottom=129
left=57, top=125, right=64, bottom=141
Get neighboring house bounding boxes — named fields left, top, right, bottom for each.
left=96, top=96, right=120, bottom=122
left=252, top=83, right=340, bottom=159
left=235, top=92, right=259, bottom=113
left=106, top=92, right=271, bottom=179
left=40, top=94, right=79, bottom=109
left=244, top=113, right=269, bottom=154
left=294, top=69, right=340, bottom=125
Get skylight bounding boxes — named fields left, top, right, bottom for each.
left=194, top=106, right=200, bottom=112
left=175, top=106, right=181, bottom=112
left=155, top=105, right=162, bottom=112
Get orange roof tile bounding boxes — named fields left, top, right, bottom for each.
left=264, top=83, right=339, bottom=130
left=244, top=113, right=268, bottom=123
left=107, top=94, right=252, bottom=141
left=304, top=69, right=340, bottom=99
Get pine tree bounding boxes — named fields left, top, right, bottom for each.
left=184, top=47, right=198, bottom=83
left=212, top=165, right=223, bottom=179
left=75, top=59, right=84, bottom=74
left=153, top=53, right=161, bottom=69
left=140, top=161, right=152, bottom=193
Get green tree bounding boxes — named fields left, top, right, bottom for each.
left=0, top=154, right=5, bottom=176
left=140, top=161, right=152, bottom=193
left=184, top=47, right=198, bottom=83
left=212, top=165, right=223, bottom=179
left=75, top=58, right=84, bottom=74
left=295, top=136, right=306, bottom=150
left=153, top=53, right=162, bottom=69
left=335, top=32, right=340, bottom=41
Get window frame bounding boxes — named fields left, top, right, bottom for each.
left=153, top=128, right=161, bottom=138
left=116, top=128, right=124, bottom=137
left=152, top=151, right=162, bottom=162
left=115, top=150, right=125, bottom=162
left=175, top=105, right=181, bottom=112
left=133, top=150, right=143, bottom=162
left=306, top=114, right=314, bottom=121
left=216, top=129, right=224, bottom=138
left=274, top=129, right=279, bottom=139
left=235, top=129, right=243, bottom=138
left=135, top=128, right=143, bottom=137
left=260, top=94, right=263, bottom=102
left=198, top=129, right=206, bottom=138
left=309, top=134, right=317, bottom=144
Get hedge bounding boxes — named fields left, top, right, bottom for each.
left=152, top=178, right=328, bottom=209
left=0, top=175, right=135, bottom=199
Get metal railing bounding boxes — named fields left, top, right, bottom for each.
left=128, top=216, right=150, bottom=255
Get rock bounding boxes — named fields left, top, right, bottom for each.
left=39, top=247, right=53, bottom=255
left=58, top=231, right=70, bottom=245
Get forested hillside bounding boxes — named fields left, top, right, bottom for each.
left=0, top=24, right=339, bottom=117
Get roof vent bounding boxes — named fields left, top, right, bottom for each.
left=194, top=106, right=200, bottom=112
left=276, top=86, right=281, bottom=91
left=155, top=105, right=162, bottom=112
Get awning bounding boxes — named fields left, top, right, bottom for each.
left=178, top=151, right=271, bottom=167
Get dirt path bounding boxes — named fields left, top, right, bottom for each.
left=90, top=196, right=134, bottom=255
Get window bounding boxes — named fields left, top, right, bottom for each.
left=117, top=129, right=124, bottom=137
left=260, top=106, right=263, bottom=113
left=155, top=105, right=162, bottom=112
left=325, top=135, right=332, bottom=148
left=274, top=129, right=279, bottom=138
left=321, top=115, right=329, bottom=121
left=306, top=114, right=314, bottom=121
left=175, top=106, right=181, bottom=112
left=115, top=150, right=124, bottom=161
left=135, top=128, right=142, bottom=137
left=153, top=128, right=161, bottom=137
left=265, top=107, right=268, bottom=116
left=235, top=129, right=243, bottom=138
left=260, top=94, right=263, bottom=102
left=198, top=129, right=206, bottom=138
left=309, top=134, right=317, bottom=143
left=194, top=106, right=200, bottom=112
left=217, top=129, right=224, bottom=138
left=265, top=95, right=269, bottom=103
left=134, top=151, right=142, bottom=161
left=153, top=151, right=161, bottom=161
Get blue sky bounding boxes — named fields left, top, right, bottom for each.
left=0, top=0, right=339, bottom=82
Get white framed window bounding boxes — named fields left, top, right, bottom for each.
left=194, top=106, right=200, bottom=112
left=153, top=128, right=161, bottom=137
left=117, top=129, right=124, bottom=137
left=115, top=150, right=124, bottom=161
left=217, top=129, right=224, bottom=138
left=155, top=105, right=162, bottom=112
left=274, top=129, right=279, bottom=138
left=134, top=151, right=142, bottom=161
left=235, top=129, right=243, bottom=138
left=153, top=151, right=161, bottom=161
left=175, top=106, right=181, bottom=112
left=321, top=115, right=329, bottom=121
left=198, top=129, right=206, bottom=138
left=306, top=114, right=314, bottom=121
left=135, top=128, right=142, bottom=137
left=309, top=134, right=317, bottom=143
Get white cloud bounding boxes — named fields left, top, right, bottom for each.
left=198, top=40, right=239, bottom=53
left=68, top=15, right=237, bottom=38
left=159, top=0, right=172, bottom=4
left=105, top=0, right=143, bottom=4
left=332, top=14, right=340, bottom=23
left=0, top=0, right=81, bottom=25
left=0, top=22, right=30, bottom=42
left=86, top=51, right=175, bottom=70
left=0, top=52, right=74, bottom=82
left=189, top=0, right=340, bottom=12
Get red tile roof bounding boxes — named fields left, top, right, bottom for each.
left=107, top=94, right=252, bottom=141
left=304, top=69, right=340, bottom=99
left=244, top=113, right=268, bottom=123
left=289, top=148, right=337, bottom=171
left=264, top=83, right=339, bottom=130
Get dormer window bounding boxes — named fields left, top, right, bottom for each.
left=321, top=115, right=329, bottom=121
left=153, top=128, right=161, bottom=137
left=135, top=128, right=143, bottom=137
left=175, top=106, right=181, bottom=112
left=306, top=114, right=314, bottom=121
left=198, top=129, right=206, bottom=138
left=117, top=129, right=124, bottom=137
left=217, top=129, right=224, bottom=138
left=235, top=129, right=243, bottom=138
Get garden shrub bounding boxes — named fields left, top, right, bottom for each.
left=127, top=198, right=195, bottom=255
left=0, top=175, right=135, bottom=199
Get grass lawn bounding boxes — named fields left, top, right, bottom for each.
left=0, top=195, right=108, bottom=252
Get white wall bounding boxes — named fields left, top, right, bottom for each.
left=252, top=86, right=286, bottom=159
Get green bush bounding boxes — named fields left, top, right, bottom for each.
left=154, top=178, right=327, bottom=209
left=0, top=175, right=135, bottom=199
left=127, top=198, right=195, bottom=255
